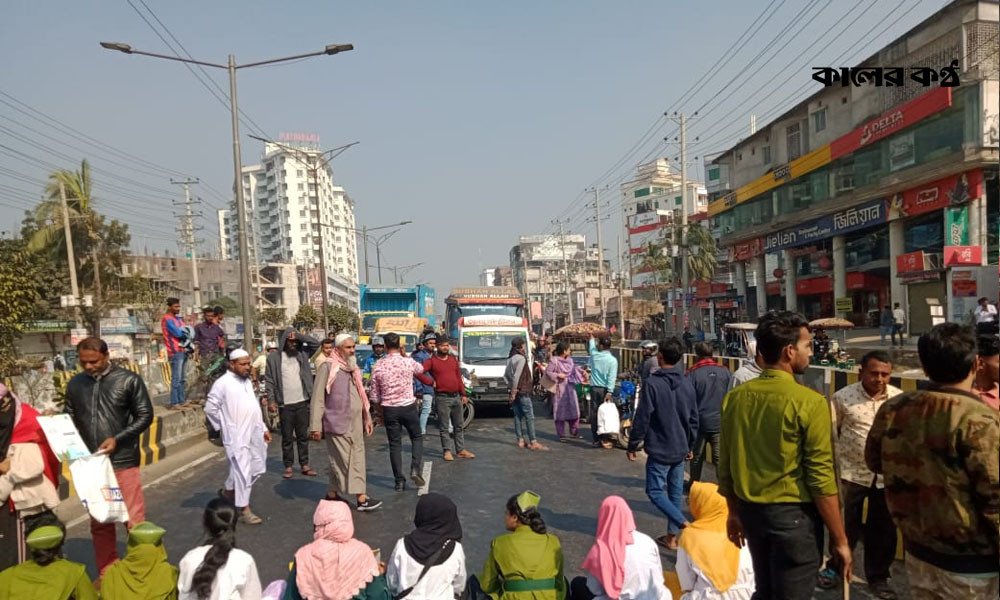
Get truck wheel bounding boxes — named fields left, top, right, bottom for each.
left=462, top=400, right=475, bottom=429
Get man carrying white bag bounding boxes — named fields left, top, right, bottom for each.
left=64, top=338, right=153, bottom=576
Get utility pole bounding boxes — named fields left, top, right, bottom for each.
left=668, top=112, right=694, bottom=330
left=553, top=219, right=574, bottom=324
left=590, top=187, right=608, bottom=328
left=309, top=156, right=330, bottom=334
left=362, top=225, right=370, bottom=284
left=617, top=233, right=625, bottom=338
left=172, top=178, right=202, bottom=309
left=59, top=182, right=82, bottom=328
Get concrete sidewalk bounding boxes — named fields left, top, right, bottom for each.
left=838, top=327, right=921, bottom=372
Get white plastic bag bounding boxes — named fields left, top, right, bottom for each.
left=69, top=454, right=130, bottom=524
left=596, top=400, right=620, bottom=436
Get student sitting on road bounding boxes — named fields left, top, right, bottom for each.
left=469, top=491, right=567, bottom=600
left=386, top=493, right=466, bottom=600
left=177, top=498, right=262, bottom=600
left=676, top=482, right=755, bottom=600
left=0, top=523, right=98, bottom=600
left=573, top=496, right=670, bottom=600
left=284, top=499, right=390, bottom=600
left=100, top=521, right=179, bottom=600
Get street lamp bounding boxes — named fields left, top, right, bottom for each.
left=321, top=220, right=412, bottom=284
left=249, top=135, right=359, bottom=334
left=100, top=40, right=354, bottom=348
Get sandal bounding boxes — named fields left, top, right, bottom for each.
left=517, top=440, right=526, bottom=448
left=282, top=467, right=294, bottom=479
left=300, top=466, right=318, bottom=477
left=816, top=567, right=839, bottom=590
left=655, top=534, right=678, bottom=551
left=559, top=437, right=569, bottom=443
left=528, top=441, right=550, bottom=451
left=239, top=511, right=263, bottom=525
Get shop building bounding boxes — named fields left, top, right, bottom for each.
left=705, top=0, right=998, bottom=335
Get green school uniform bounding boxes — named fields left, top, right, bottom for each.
left=480, top=526, right=566, bottom=600
left=0, top=558, right=97, bottom=600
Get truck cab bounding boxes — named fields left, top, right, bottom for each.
left=458, top=315, right=531, bottom=404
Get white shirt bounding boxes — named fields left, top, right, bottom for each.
left=177, top=545, right=262, bottom=600
left=975, top=303, right=997, bottom=324
left=585, top=531, right=671, bottom=600
left=832, top=380, right=903, bottom=488
left=387, top=538, right=466, bottom=600
left=675, top=544, right=755, bottom=600
left=892, top=308, right=905, bottom=324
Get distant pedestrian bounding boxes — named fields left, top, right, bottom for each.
left=879, top=305, right=894, bottom=346
left=363, top=336, right=386, bottom=378
left=65, top=337, right=154, bottom=576
left=504, top=337, right=546, bottom=450
left=974, top=296, right=998, bottom=336
left=423, top=335, right=475, bottom=461
left=587, top=335, right=619, bottom=449
left=626, top=338, right=698, bottom=551
left=683, top=327, right=694, bottom=354
left=265, top=328, right=317, bottom=479
left=194, top=306, right=226, bottom=403
left=177, top=498, right=262, bottom=600
left=251, top=342, right=275, bottom=387
left=686, top=342, right=732, bottom=485
left=411, top=333, right=437, bottom=435
left=310, top=333, right=381, bottom=511
left=206, top=349, right=271, bottom=525
left=866, top=323, right=999, bottom=599
left=370, top=333, right=427, bottom=491
left=533, top=337, right=550, bottom=364
left=639, top=341, right=659, bottom=388
left=728, top=349, right=763, bottom=390
left=891, top=303, right=906, bottom=346
left=545, top=343, right=584, bottom=443
left=818, top=350, right=902, bottom=598
left=975, top=335, right=999, bottom=411
left=718, top=311, right=851, bottom=600
left=161, top=297, right=189, bottom=410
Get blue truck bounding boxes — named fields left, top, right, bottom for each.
left=358, top=284, right=435, bottom=343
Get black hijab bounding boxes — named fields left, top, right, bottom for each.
left=403, top=493, right=463, bottom=566
left=0, top=392, right=15, bottom=458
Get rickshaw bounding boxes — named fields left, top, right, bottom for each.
left=720, top=322, right=757, bottom=358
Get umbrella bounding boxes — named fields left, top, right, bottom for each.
left=809, top=317, right=855, bottom=329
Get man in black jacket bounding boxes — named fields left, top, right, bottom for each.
left=65, top=337, right=154, bottom=575
left=685, top=342, right=732, bottom=486
left=626, top=338, right=699, bottom=550
left=265, top=327, right=316, bottom=478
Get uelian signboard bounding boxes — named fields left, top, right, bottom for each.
left=831, top=87, right=952, bottom=159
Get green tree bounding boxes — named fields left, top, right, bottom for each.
left=292, top=304, right=320, bottom=330
left=257, top=307, right=287, bottom=337
left=0, top=239, right=49, bottom=374
left=324, top=304, right=359, bottom=335
left=682, top=222, right=718, bottom=283
left=637, top=240, right=673, bottom=303
left=210, top=296, right=242, bottom=315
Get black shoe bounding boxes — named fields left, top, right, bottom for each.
left=394, top=480, right=407, bottom=491
left=411, top=471, right=426, bottom=487
left=357, top=497, right=383, bottom=511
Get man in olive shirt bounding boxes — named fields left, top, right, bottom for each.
left=719, top=311, right=852, bottom=599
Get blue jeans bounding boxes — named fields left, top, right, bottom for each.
left=512, top=395, right=536, bottom=443
left=645, top=458, right=687, bottom=534
left=169, top=352, right=187, bottom=406
left=880, top=326, right=891, bottom=345
left=419, top=393, right=434, bottom=435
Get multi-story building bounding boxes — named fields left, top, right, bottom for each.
left=705, top=0, right=998, bottom=335
left=622, top=158, right=708, bottom=226
left=510, top=235, right=612, bottom=329
left=223, top=134, right=360, bottom=311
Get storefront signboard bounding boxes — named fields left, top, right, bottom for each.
left=896, top=251, right=926, bottom=274
left=945, top=205, right=969, bottom=246
left=729, top=238, right=763, bottom=262
left=835, top=296, right=854, bottom=312
left=889, top=169, right=983, bottom=220
left=764, top=198, right=886, bottom=252
left=943, top=245, right=983, bottom=266
left=830, top=87, right=952, bottom=159
left=796, top=276, right=833, bottom=296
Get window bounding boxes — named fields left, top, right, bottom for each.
left=786, top=123, right=802, bottom=161
left=762, top=146, right=772, bottom=164
left=298, top=183, right=304, bottom=191
left=300, top=223, right=307, bottom=230
left=812, top=108, right=827, bottom=133
left=299, top=209, right=306, bottom=217
left=296, top=170, right=303, bottom=177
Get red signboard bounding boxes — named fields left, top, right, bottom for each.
left=729, top=238, right=763, bottom=261
left=831, top=87, right=952, bottom=159
left=766, top=281, right=782, bottom=295
left=796, top=276, right=833, bottom=296
left=896, top=251, right=926, bottom=274
left=952, top=279, right=978, bottom=297
left=893, top=169, right=983, bottom=219
left=846, top=272, right=884, bottom=290
left=943, top=245, right=983, bottom=266
left=715, top=300, right=737, bottom=309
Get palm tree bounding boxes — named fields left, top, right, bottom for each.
left=683, top=222, right=718, bottom=283
left=637, top=240, right=673, bottom=304
left=28, top=159, right=95, bottom=260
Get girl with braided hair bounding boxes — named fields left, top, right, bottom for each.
left=177, top=498, right=261, bottom=599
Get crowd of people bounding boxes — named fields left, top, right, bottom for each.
left=1, top=300, right=998, bottom=599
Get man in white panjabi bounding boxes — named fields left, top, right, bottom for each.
left=205, top=348, right=271, bottom=524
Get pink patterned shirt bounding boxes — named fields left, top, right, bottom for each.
left=370, top=352, right=424, bottom=407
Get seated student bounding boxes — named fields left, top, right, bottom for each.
left=471, top=491, right=567, bottom=600
left=386, top=493, right=466, bottom=600
left=675, top=483, right=755, bottom=600
left=177, top=498, right=262, bottom=600
left=284, top=499, right=390, bottom=600
left=574, top=496, right=671, bottom=600
left=100, top=521, right=179, bottom=600
left=0, top=523, right=97, bottom=600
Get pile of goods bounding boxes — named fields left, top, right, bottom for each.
left=552, top=322, right=610, bottom=340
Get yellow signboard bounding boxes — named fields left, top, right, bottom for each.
left=835, top=296, right=854, bottom=312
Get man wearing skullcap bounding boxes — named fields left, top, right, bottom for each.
left=0, top=523, right=98, bottom=599
left=100, top=521, right=179, bottom=600
left=206, top=349, right=272, bottom=524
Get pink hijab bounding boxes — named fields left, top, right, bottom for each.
left=581, top=496, right=636, bottom=598
left=295, top=500, right=380, bottom=600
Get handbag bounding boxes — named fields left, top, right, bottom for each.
left=394, top=539, right=453, bottom=600
left=596, top=400, right=620, bottom=436
left=539, top=372, right=558, bottom=395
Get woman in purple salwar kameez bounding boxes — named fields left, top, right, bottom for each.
left=546, top=343, right=584, bottom=442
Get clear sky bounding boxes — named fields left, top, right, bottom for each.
left=1, top=0, right=944, bottom=305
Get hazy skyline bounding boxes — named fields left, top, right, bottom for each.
left=1, top=0, right=944, bottom=304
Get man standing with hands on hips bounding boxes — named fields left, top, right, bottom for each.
left=65, top=337, right=154, bottom=576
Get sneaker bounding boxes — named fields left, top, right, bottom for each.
left=457, top=449, right=475, bottom=459
left=411, top=471, right=426, bottom=487
left=357, top=497, right=383, bottom=512
left=394, top=480, right=407, bottom=491
left=443, top=451, right=455, bottom=461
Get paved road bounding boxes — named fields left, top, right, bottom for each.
left=65, top=402, right=905, bottom=599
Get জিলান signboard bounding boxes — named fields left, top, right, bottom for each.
left=764, top=198, right=886, bottom=253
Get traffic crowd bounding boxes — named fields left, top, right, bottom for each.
left=1, top=304, right=997, bottom=599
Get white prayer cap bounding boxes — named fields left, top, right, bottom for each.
left=334, top=333, right=355, bottom=347
left=229, top=348, right=250, bottom=360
